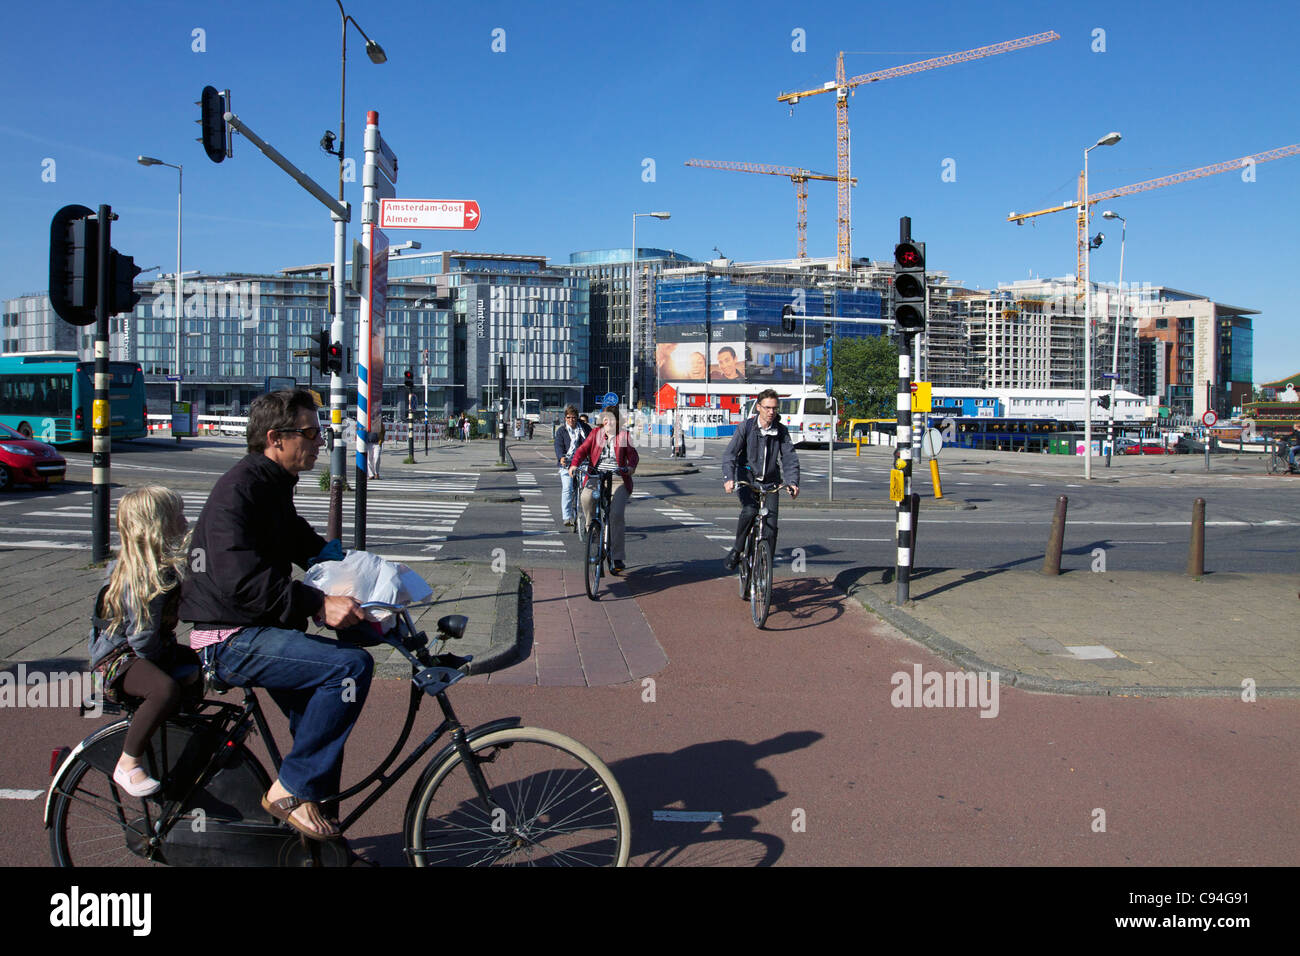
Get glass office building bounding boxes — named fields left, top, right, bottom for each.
left=4, top=250, right=588, bottom=420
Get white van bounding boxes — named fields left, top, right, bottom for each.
left=742, top=390, right=836, bottom=447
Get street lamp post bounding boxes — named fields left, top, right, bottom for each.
left=1102, top=210, right=1127, bottom=467
left=600, top=365, right=610, bottom=396
left=630, top=212, right=670, bottom=415
left=136, top=156, right=183, bottom=406
left=329, top=0, right=386, bottom=540
left=1082, top=132, right=1121, bottom=480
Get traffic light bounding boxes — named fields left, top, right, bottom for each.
left=781, top=304, right=797, bottom=334
left=317, top=330, right=342, bottom=375
left=404, top=368, right=413, bottom=387
left=1097, top=394, right=1112, bottom=410
left=49, top=204, right=98, bottom=326
left=197, top=86, right=228, bottom=164
left=108, top=250, right=142, bottom=315
left=893, top=240, right=927, bottom=331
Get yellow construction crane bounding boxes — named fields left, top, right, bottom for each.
left=778, top=31, right=1060, bottom=272
left=1008, top=143, right=1300, bottom=292
left=684, top=159, right=856, bottom=258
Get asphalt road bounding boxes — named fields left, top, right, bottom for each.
left=14, top=434, right=1294, bottom=576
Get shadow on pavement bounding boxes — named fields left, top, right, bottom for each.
left=611, top=730, right=822, bottom=867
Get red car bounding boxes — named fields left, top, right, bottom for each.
left=1121, top=442, right=1169, bottom=455
left=0, top=423, right=68, bottom=490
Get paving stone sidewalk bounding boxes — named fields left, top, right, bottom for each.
left=837, top=566, right=1300, bottom=697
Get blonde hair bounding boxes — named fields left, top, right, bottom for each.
left=101, top=486, right=190, bottom=634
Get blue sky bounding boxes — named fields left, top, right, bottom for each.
left=3, top=0, right=1296, bottom=383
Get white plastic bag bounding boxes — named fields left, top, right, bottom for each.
left=304, top=550, right=425, bottom=631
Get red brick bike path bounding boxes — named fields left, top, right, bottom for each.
left=466, top=567, right=668, bottom=687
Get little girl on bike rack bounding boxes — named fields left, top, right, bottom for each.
left=88, top=486, right=202, bottom=797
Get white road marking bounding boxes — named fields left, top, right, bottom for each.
left=0, top=789, right=45, bottom=800
left=653, top=810, right=723, bottom=823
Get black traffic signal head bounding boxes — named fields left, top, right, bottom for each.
left=198, top=86, right=228, bottom=164
left=893, top=240, right=926, bottom=332
left=327, top=342, right=343, bottom=375
left=781, top=304, right=797, bottom=334
left=318, top=330, right=343, bottom=375
left=1097, top=394, right=1112, bottom=410
left=404, top=368, right=414, bottom=387
left=49, top=205, right=98, bottom=326
left=107, top=250, right=143, bottom=315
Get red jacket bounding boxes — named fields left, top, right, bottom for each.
left=573, top=427, right=639, bottom=493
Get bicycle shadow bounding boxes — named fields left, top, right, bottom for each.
left=609, top=730, right=821, bottom=867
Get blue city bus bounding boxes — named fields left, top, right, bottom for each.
left=943, top=416, right=1061, bottom=452
left=0, top=353, right=147, bottom=445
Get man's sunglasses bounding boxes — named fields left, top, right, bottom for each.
left=277, top=426, right=322, bottom=441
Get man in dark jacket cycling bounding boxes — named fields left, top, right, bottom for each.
left=721, top=389, right=800, bottom=570
left=180, top=389, right=368, bottom=842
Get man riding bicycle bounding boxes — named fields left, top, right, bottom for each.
left=1287, top=421, right=1300, bottom=470
left=722, top=389, right=799, bottom=571
left=180, top=389, right=371, bottom=843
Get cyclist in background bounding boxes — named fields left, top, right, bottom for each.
left=1286, top=420, right=1300, bottom=470
left=722, top=388, right=799, bottom=571
left=554, top=404, right=593, bottom=528
left=569, top=406, right=639, bottom=574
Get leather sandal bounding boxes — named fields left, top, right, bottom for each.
left=261, top=792, right=339, bottom=842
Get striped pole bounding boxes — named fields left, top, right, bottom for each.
left=92, top=205, right=112, bottom=564
left=896, top=330, right=914, bottom=604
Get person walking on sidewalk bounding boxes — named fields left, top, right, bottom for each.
left=554, top=404, right=592, bottom=528
left=569, top=406, right=639, bottom=574
left=367, top=418, right=385, bottom=479
left=722, top=388, right=800, bottom=571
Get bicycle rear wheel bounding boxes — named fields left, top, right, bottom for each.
left=407, top=727, right=630, bottom=866
left=49, top=748, right=164, bottom=867
left=751, top=539, right=773, bottom=628
left=584, top=518, right=603, bottom=600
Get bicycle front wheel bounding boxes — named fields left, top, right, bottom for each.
left=1266, top=452, right=1285, bottom=475
left=736, top=533, right=751, bottom=599
left=408, top=727, right=631, bottom=866
left=751, top=539, right=773, bottom=628
left=584, top=518, right=603, bottom=600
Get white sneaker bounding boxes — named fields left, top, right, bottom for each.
left=113, top=763, right=161, bottom=797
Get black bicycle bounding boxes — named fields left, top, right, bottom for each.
left=581, top=462, right=626, bottom=600
left=735, top=479, right=791, bottom=628
left=46, top=603, right=631, bottom=867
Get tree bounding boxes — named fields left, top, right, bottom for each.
left=811, top=334, right=899, bottom=423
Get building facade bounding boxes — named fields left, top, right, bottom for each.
left=559, top=248, right=694, bottom=408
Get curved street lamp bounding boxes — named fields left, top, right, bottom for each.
left=1082, top=132, right=1121, bottom=480
left=137, top=156, right=183, bottom=405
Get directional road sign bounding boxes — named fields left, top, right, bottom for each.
left=380, top=199, right=480, bottom=231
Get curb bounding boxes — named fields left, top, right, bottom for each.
left=832, top=567, right=1300, bottom=700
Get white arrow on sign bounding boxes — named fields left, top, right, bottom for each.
left=380, top=199, right=481, bottom=231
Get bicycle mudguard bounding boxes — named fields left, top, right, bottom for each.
left=44, top=718, right=131, bottom=826
left=399, top=716, right=524, bottom=846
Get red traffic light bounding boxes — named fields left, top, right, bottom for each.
left=895, top=242, right=924, bottom=269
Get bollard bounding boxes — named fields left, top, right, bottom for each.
left=1188, top=497, right=1205, bottom=577
left=1042, top=495, right=1068, bottom=575
left=930, top=457, right=943, bottom=499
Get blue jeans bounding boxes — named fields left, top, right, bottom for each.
left=559, top=468, right=577, bottom=521
left=212, top=626, right=374, bottom=802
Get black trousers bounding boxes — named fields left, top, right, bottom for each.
left=733, top=485, right=780, bottom=555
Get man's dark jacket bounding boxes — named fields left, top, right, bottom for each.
left=179, top=453, right=326, bottom=631
left=553, top=420, right=593, bottom=465
left=722, top=416, right=800, bottom=486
